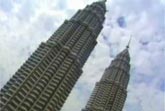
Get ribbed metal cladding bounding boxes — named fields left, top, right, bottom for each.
left=82, top=48, right=131, bottom=111
left=0, top=1, right=106, bottom=111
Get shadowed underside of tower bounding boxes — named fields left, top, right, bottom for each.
left=82, top=48, right=131, bottom=111
left=0, top=1, right=106, bottom=111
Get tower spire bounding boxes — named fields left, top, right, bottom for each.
left=126, top=35, right=132, bottom=49
left=99, top=0, right=107, bottom=2
left=102, top=0, right=107, bottom=2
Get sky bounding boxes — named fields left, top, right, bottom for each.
left=0, top=0, right=165, bottom=111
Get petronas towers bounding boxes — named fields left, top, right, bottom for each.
left=0, top=1, right=131, bottom=111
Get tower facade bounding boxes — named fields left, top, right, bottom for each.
left=0, top=1, right=106, bottom=111
left=82, top=47, right=131, bottom=111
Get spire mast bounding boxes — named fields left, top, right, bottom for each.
left=126, top=35, right=132, bottom=49
left=100, top=0, right=107, bottom=2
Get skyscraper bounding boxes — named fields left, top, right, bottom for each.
left=82, top=45, right=131, bottom=111
left=0, top=1, right=106, bottom=111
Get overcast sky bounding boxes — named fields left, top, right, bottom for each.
left=0, top=0, right=165, bottom=111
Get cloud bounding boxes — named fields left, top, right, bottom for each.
left=0, top=0, right=164, bottom=111
left=0, top=0, right=13, bottom=12
left=61, top=88, right=85, bottom=111
left=125, top=83, right=165, bottom=111
left=117, top=16, right=127, bottom=28
left=15, top=0, right=38, bottom=22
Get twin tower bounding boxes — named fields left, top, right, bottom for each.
left=0, top=1, right=131, bottom=111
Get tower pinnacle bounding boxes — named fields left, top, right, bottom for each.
left=100, top=0, right=107, bottom=2
left=126, top=35, right=132, bottom=49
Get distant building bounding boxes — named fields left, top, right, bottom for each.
left=0, top=1, right=106, bottom=111
left=82, top=45, right=131, bottom=111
